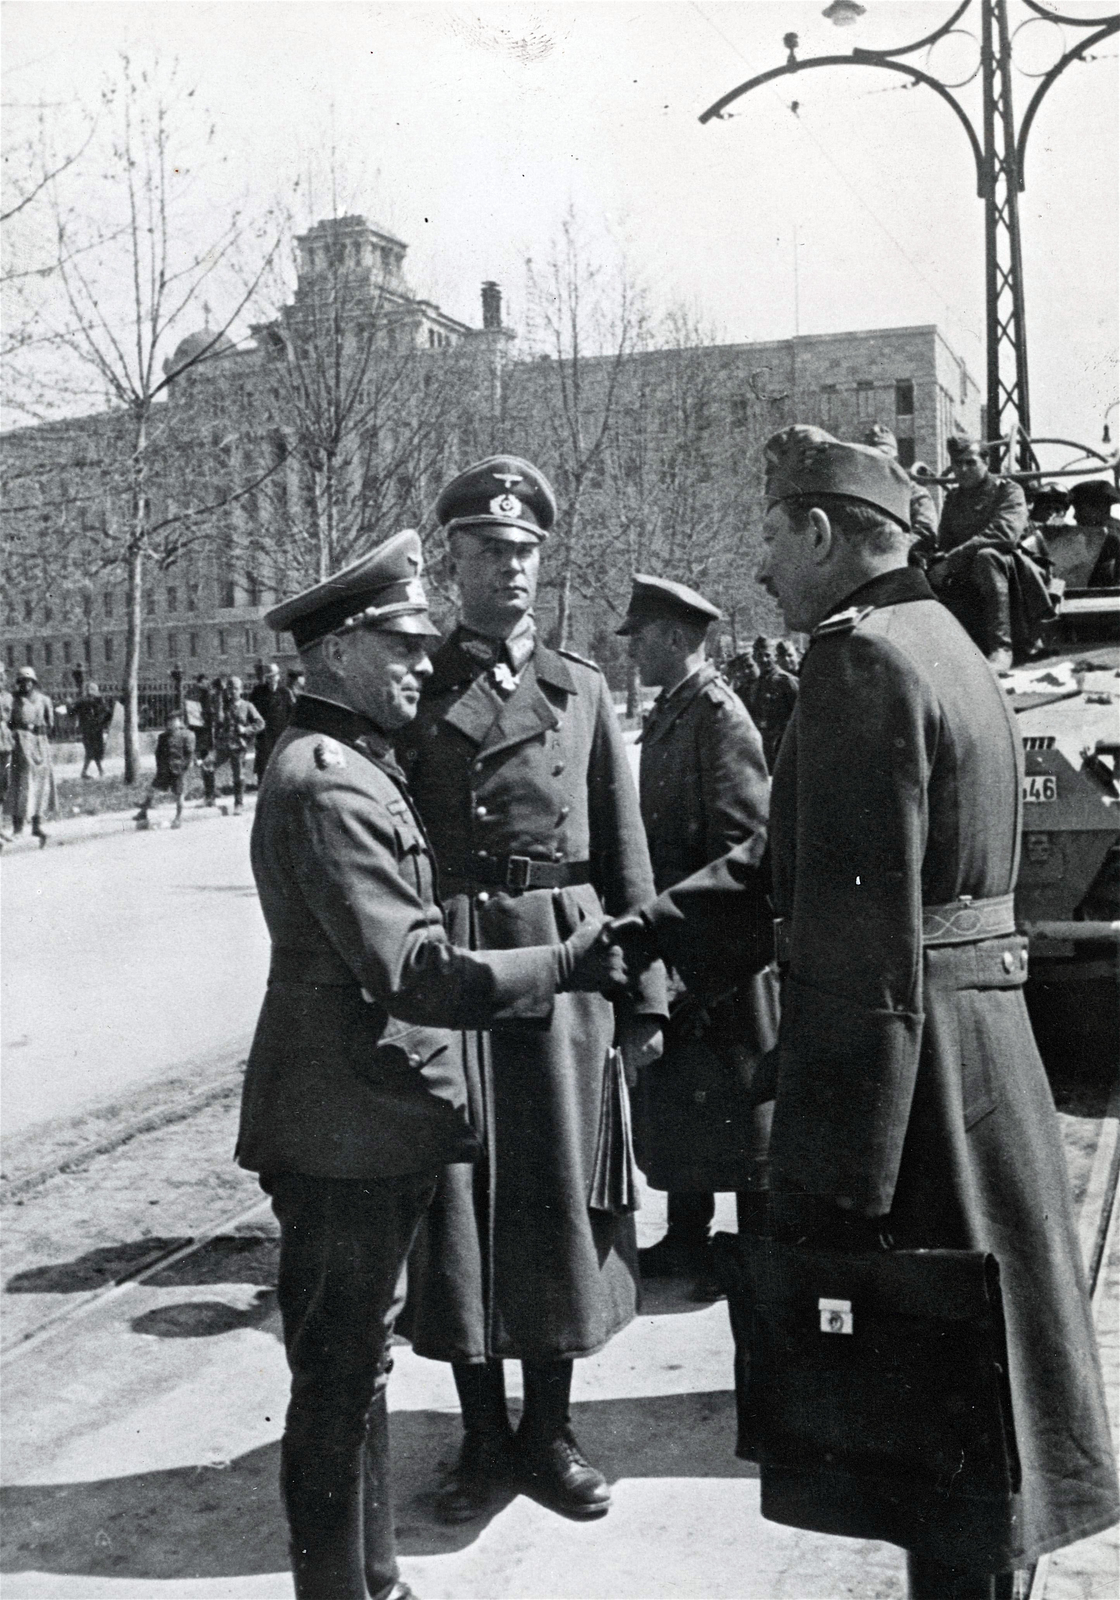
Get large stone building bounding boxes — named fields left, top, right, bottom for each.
left=2, top=210, right=980, bottom=700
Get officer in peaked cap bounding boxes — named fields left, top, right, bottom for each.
left=863, top=421, right=938, bottom=557
left=397, top=458, right=667, bottom=1526
left=608, top=423, right=1118, bottom=1595
left=619, top=572, right=775, bottom=1305
left=434, top=453, right=557, bottom=543
left=237, top=528, right=625, bottom=1600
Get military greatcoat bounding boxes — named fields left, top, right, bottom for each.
left=634, top=663, right=776, bottom=1192
left=645, top=567, right=1118, bottom=1568
left=397, top=631, right=667, bottom=1363
left=7, top=688, right=56, bottom=825
left=236, top=696, right=566, bottom=1183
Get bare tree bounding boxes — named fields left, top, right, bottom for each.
left=238, top=216, right=478, bottom=593
left=511, top=209, right=647, bottom=648
left=12, top=55, right=281, bottom=781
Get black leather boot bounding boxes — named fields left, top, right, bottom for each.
left=906, top=1552, right=1016, bottom=1599
left=517, top=1360, right=610, bottom=1519
left=432, top=1361, right=513, bottom=1525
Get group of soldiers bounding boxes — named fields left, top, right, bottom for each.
left=237, top=435, right=1117, bottom=1600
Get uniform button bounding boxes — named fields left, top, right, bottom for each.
left=1002, top=950, right=1015, bottom=973
left=558, top=805, right=570, bottom=820
left=477, top=891, right=490, bottom=905
left=474, top=760, right=484, bottom=771
left=478, top=850, right=490, bottom=859
left=475, top=805, right=488, bottom=819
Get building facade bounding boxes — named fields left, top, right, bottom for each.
left=2, top=210, right=980, bottom=701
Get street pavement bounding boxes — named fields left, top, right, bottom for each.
left=1, top=805, right=269, bottom=1136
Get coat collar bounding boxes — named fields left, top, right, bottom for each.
left=289, top=694, right=405, bottom=779
left=642, top=662, right=718, bottom=745
left=821, top=564, right=934, bottom=620
left=426, top=629, right=574, bottom=756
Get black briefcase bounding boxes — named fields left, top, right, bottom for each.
left=736, top=1237, right=1021, bottom=1518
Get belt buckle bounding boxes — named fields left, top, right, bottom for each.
left=505, top=855, right=532, bottom=890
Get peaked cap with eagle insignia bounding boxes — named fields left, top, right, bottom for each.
left=265, top=528, right=441, bottom=648
left=436, top=455, right=557, bottom=544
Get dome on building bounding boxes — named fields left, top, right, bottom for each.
left=163, top=328, right=236, bottom=379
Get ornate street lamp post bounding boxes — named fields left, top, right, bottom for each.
left=700, top=3, right=1118, bottom=471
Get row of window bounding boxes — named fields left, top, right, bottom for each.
left=9, top=580, right=263, bottom=630
left=6, top=628, right=282, bottom=672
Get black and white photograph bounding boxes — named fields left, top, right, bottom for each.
left=2, top=3, right=1118, bottom=1597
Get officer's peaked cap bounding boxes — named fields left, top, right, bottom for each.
left=266, top=529, right=441, bottom=649
left=617, top=574, right=722, bottom=634
left=438, top=455, right=556, bottom=543
left=764, top=425, right=912, bottom=530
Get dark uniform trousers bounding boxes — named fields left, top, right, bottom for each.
left=263, top=1169, right=439, bottom=1600
left=935, top=474, right=1031, bottom=658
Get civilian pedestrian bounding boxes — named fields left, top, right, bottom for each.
left=73, top=680, right=114, bottom=779
left=134, top=709, right=196, bottom=829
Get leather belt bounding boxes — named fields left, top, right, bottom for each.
left=268, top=947, right=357, bottom=988
left=773, top=892, right=1017, bottom=967
left=451, top=855, right=592, bottom=892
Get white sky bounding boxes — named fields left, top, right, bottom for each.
left=3, top=1, right=1118, bottom=451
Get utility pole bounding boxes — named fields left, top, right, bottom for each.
left=699, top=1, right=1118, bottom=471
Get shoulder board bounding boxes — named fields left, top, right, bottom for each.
left=555, top=646, right=602, bottom=673
left=812, top=604, right=876, bottom=640
left=313, top=736, right=346, bottom=770
left=702, top=677, right=736, bottom=707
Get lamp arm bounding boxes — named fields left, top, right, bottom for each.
left=699, top=54, right=985, bottom=193
left=1020, top=2, right=1118, bottom=30
left=851, top=0, right=974, bottom=60
left=1016, top=18, right=1120, bottom=188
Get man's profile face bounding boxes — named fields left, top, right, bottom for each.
left=340, top=629, right=433, bottom=731
left=627, top=617, right=677, bottom=688
left=757, top=504, right=822, bottom=635
left=952, top=449, right=987, bottom=490
left=452, top=531, right=541, bottom=633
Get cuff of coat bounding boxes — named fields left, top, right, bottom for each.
left=769, top=976, right=923, bottom=1216
left=482, top=946, right=560, bottom=1023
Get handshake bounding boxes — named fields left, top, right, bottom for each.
left=556, top=912, right=659, bottom=995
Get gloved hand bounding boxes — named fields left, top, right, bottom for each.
left=604, top=911, right=659, bottom=966
left=556, top=917, right=629, bottom=994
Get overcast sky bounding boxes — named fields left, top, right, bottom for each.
left=4, top=1, right=1117, bottom=454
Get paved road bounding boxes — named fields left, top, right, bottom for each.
left=1, top=814, right=269, bottom=1136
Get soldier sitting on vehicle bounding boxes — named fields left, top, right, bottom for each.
left=1070, top=479, right=1120, bottom=587
left=930, top=435, right=1052, bottom=671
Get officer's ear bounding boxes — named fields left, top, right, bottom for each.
left=806, top=506, right=836, bottom=567
left=318, top=635, right=348, bottom=683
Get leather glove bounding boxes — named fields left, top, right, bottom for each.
left=556, top=917, right=629, bottom=993
left=604, top=910, right=659, bottom=968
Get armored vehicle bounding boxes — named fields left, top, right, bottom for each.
left=1003, top=472, right=1119, bottom=1068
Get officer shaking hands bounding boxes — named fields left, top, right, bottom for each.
left=236, top=530, right=628, bottom=1600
